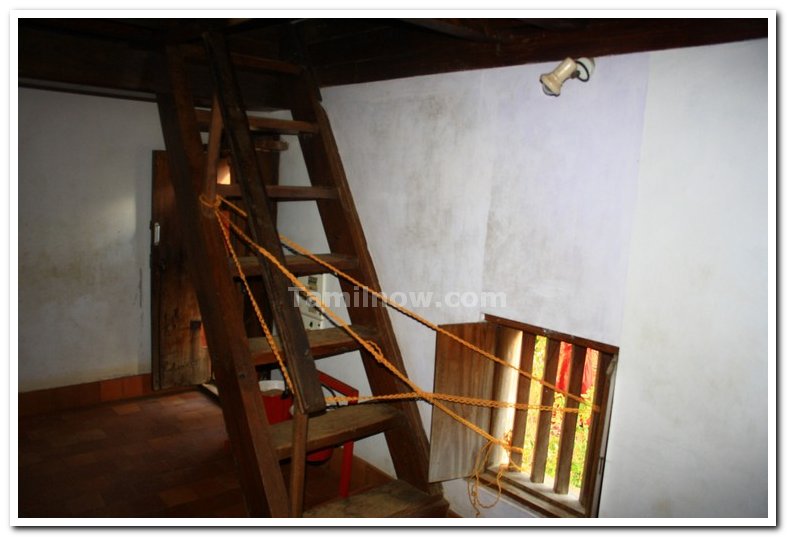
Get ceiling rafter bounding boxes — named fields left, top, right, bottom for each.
left=17, top=17, right=768, bottom=98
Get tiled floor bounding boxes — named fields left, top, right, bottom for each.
left=18, top=389, right=368, bottom=518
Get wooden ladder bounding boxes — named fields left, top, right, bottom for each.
left=154, top=32, right=447, bottom=518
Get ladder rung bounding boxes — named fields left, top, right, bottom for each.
left=249, top=325, right=376, bottom=367
left=233, top=254, right=358, bottom=277
left=195, top=109, right=318, bottom=135
left=303, top=479, right=449, bottom=518
left=208, top=139, right=289, bottom=153
left=248, top=116, right=319, bottom=135
left=250, top=139, right=291, bottom=152
left=269, top=403, right=404, bottom=461
left=217, top=184, right=338, bottom=201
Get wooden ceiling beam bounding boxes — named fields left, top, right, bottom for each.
left=399, top=18, right=507, bottom=42
left=17, top=18, right=768, bottom=97
left=18, top=25, right=290, bottom=110
left=20, top=18, right=157, bottom=45
left=310, top=18, right=767, bottom=87
left=515, top=19, right=591, bottom=31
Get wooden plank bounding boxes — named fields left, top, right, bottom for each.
left=429, top=322, right=497, bottom=482
left=253, top=138, right=290, bottom=152
left=217, top=184, right=337, bottom=201
left=254, top=134, right=281, bottom=237
left=266, top=185, right=338, bottom=201
left=530, top=338, right=560, bottom=484
left=214, top=139, right=290, bottom=154
left=19, top=25, right=290, bottom=110
left=489, top=325, right=522, bottom=466
left=180, top=44, right=302, bottom=75
left=269, top=403, right=404, bottom=460
left=232, top=253, right=358, bottom=278
left=249, top=325, right=376, bottom=366
left=485, top=313, right=619, bottom=355
left=201, top=95, right=223, bottom=207
left=580, top=352, right=614, bottom=512
left=289, top=67, right=437, bottom=495
left=22, top=18, right=157, bottom=45
left=554, top=345, right=587, bottom=495
left=203, top=31, right=326, bottom=416
left=289, top=411, right=309, bottom=516
left=21, top=19, right=766, bottom=99
left=155, top=45, right=289, bottom=517
left=479, top=471, right=584, bottom=518
left=229, top=53, right=302, bottom=75
left=303, top=479, right=448, bottom=518
left=309, top=19, right=767, bottom=88
left=195, top=108, right=318, bottom=135
left=509, top=332, right=536, bottom=468
left=400, top=18, right=504, bottom=42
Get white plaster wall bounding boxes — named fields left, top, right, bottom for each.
left=18, top=89, right=163, bottom=391
left=278, top=53, right=649, bottom=515
left=480, top=54, right=648, bottom=344
left=600, top=40, right=768, bottom=518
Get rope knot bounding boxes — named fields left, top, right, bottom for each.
left=199, top=193, right=222, bottom=212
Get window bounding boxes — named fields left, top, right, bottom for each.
left=429, top=314, right=618, bottom=517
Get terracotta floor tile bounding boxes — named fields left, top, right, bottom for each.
left=158, top=485, right=200, bottom=507
left=157, top=396, right=187, bottom=407
left=47, top=428, right=107, bottom=448
left=66, top=491, right=106, bottom=515
left=17, top=389, right=364, bottom=519
left=18, top=452, right=43, bottom=466
left=64, top=452, right=98, bottom=467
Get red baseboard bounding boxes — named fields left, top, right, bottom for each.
left=18, top=373, right=165, bottom=416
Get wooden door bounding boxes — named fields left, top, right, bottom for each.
left=429, top=322, right=498, bottom=482
left=151, top=150, right=211, bottom=389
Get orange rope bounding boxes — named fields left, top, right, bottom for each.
left=325, top=392, right=582, bottom=414
left=217, top=211, right=519, bottom=451
left=212, top=204, right=595, bottom=460
left=218, top=194, right=595, bottom=412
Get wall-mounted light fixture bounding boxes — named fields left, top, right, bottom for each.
left=540, top=57, right=595, bottom=96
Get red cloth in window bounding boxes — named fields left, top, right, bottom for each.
left=555, top=343, right=595, bottom=395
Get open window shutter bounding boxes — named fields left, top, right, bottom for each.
left=428, top=322, right=498, bottom=482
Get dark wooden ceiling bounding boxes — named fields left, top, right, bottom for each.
left=18, top=17, right=767, bottom=107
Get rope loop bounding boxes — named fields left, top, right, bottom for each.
left=199, top=193, right=222, bottom=211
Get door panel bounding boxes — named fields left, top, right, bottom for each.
left=151, top=151, right=211, bottom=389
left=428, top=322, right=498, bottom=482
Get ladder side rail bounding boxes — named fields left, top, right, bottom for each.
left=203, top=31, right=326, bottom=416
left=287, top=75, right=436, bottom=495
left=155, top=44, right=290, bottom=517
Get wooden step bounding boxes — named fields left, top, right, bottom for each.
left=270, top=403, right=403, bottom=461
left=202, top=387, right=398, bottom=459
left=232, top=253, right=358, bottom=278
left=303, top=480, right=449, bottom=518
left=217, top=184, right=338, bottom=201
left=195, top=109, right=318, bottom=135
left=250, top=325, right=376, bottom=367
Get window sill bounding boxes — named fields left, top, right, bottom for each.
left=477, top=469, right=587, bottom=518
